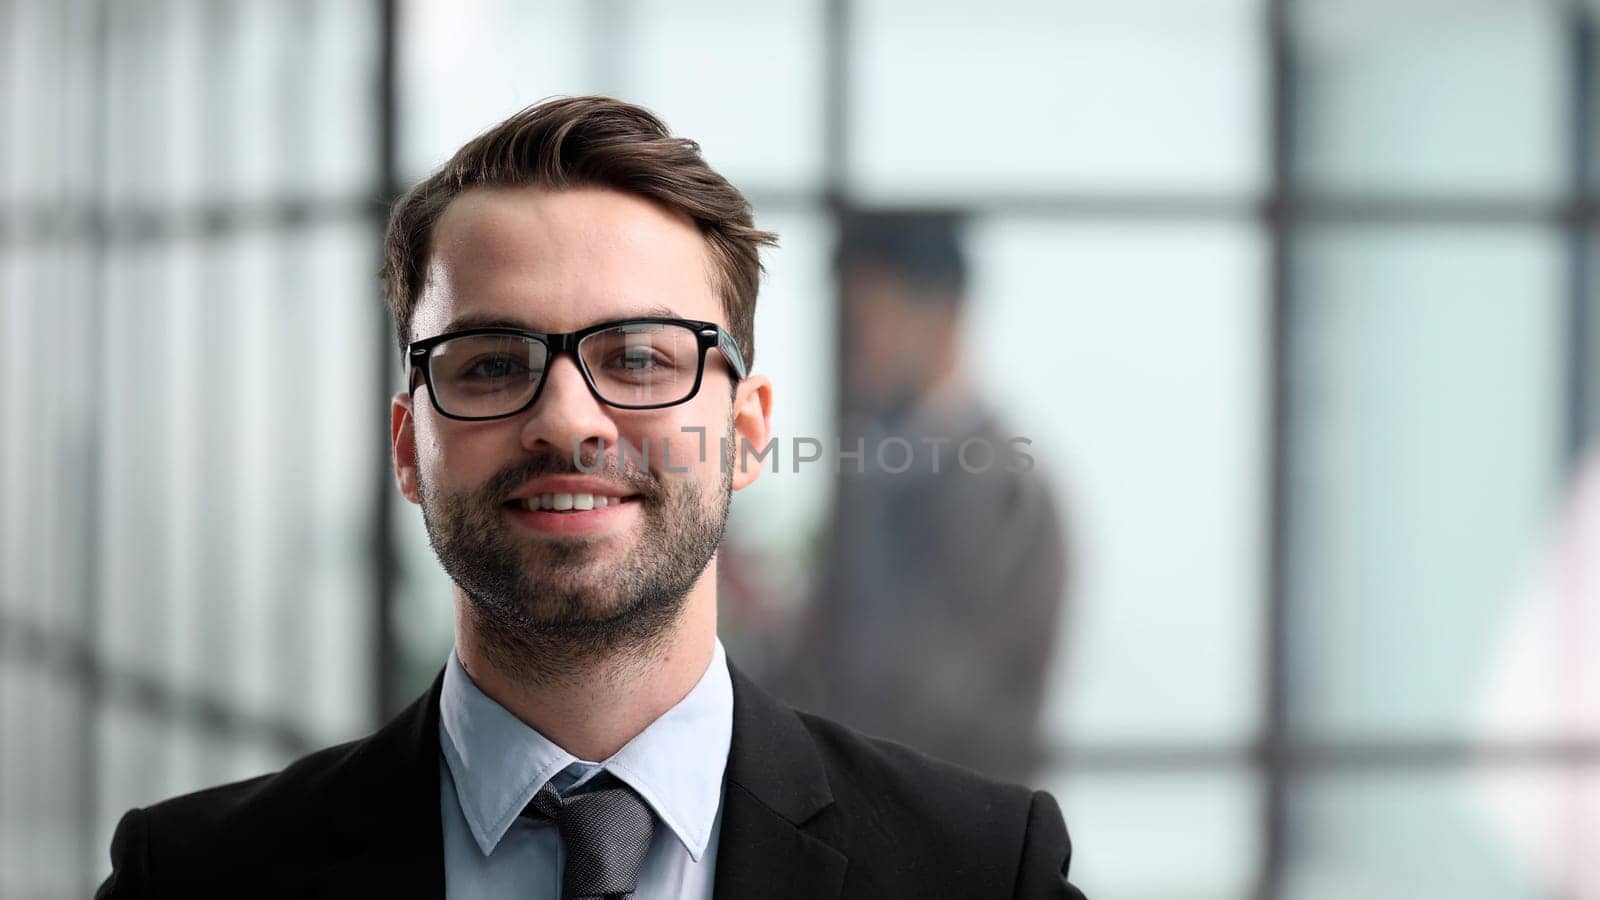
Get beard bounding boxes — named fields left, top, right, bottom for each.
left=417, top=429, right=733, bottom=684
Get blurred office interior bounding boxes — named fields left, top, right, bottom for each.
left=6, top=0, right=1600, bottom=897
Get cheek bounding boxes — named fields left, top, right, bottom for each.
left=663, top=433, right=716, bottom=477
left=415, top=417, right=505, bottom=487
left=624, top=429, right=709, bottom=481
left=632, top=408, right=729, bottom=481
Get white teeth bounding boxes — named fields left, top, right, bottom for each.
left=519, top=492, right=628, bottom=511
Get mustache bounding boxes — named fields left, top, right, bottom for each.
left=480, top=448, right=658, bottom=502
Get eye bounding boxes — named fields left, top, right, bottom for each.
left=622, top=347, right=656, bottom=370
left=462, top=354, right=531, bottom=380
left=607, top=345, right=667, bottom=372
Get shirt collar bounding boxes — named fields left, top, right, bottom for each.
left=438, top=638, right=733, bottom=862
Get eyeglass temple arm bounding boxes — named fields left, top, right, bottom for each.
left=715, top=329, right=748, bottom=380
left=402, top=346, right=427, bottom=392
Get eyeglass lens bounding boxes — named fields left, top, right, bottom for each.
left=425, top=322, right=701, bottom=417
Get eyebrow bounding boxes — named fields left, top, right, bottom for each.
left=442, top=305, right=681, bottom=334
left=441, top=313, right=531, bottom=332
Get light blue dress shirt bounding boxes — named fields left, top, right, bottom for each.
left=438, top=639, right=733, bottom=899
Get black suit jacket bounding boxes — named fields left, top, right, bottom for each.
left=96, top=661, right=1086, bottom=899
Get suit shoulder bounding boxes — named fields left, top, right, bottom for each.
left=787, top=709, right=1072, bottom=895
left=795, top=707, right=1034, bottom=811
left=793, top=708, right=1041, bottom=880
left=102, top=680, right=445, bottom=898
left=136, top=735, right=371, bottom=861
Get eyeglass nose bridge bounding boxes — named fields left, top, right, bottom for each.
left=544, top=331, right=583, bottom=355
left=533, top=334, right=609, bottom=409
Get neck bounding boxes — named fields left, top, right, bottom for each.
left=453, top=561, right=720, bottom=762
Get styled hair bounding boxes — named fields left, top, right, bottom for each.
left=835, top=209, right=968, bottom=308
left=381, top=96, right=777, bottom=366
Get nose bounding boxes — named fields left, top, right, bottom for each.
left=518, top=353, right=619, bottom=462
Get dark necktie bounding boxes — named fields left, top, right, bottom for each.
left=521, top=774, right=658, bottom=900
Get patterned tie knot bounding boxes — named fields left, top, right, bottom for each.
left=522, top=774, right=658, bottom=900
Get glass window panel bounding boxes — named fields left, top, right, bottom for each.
left=59, top=0, right=100, bottom=205
left=7, top=662, right=43, bottom=895
left=405, top=2, right=819, bottom=187
left=2, top=0, right=101, bottom=208
left=158, top=0, right=209, bottom=209
left=399, top=0, right=593, bottom=181
left=187, top=728, right=238, bottom=811
left=0, top=245, right=33, bottom=625
left=3, top=0, right=71, bottom=205
left=967, top=220, right=1266, bottom=744
left=32, top=664, right=86, bottom=897
left=296, top=221, right=380, bottom=741
left=1286, top=768, right=1595, bottom=899
left=179, top=230, right=246, bottom=727
left=227, top=225, right=283, bottom=720
left=0, top=246, right=20, bottom=622
left=105, top=0, right=194, bottom=211
left=56, top=243, right=98, bottom=634
left=107, top=0, right=161, bottom=206
left=98, top=242, right=176, bottom=674
left=164, top=236, right=209, bottom=694
left=0, top=240, right=94, bottom=631
left=302, top=551, right=376, bottom=742
left=1289, top=226, right=1565, bottom=740
left=1041, top=768, right=1259, bottom=899
left=207, top=0, right=292, bottom=205
left=851, top=0, right=1264, bottom=198
left=224, top=733, right=294, bottom=785
left=616, top=0, right=825, bottom=191
left=303, top=0, right=378, bottom=198
left=725, top=209, right=834, bottom=553
left=1293, top=0, right=1565, bottom=198
left=255, top=223, right=323, bottom=731
left=161, top=723, right=206, bottom=816
left=219, top=222, right=361, bottom=731
left=0, top=0, right=20, bottom=208
left=716, top=210, right=832, bottom=675
left=94, top=705, right=169, bottom=880
left=0, top=657, right=21, bottom=894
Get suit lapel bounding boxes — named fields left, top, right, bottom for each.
left=294, top=658, right=848, bottom=899
left=310, top=668, right=449, bottom=899
left=713, top=663, right=847, bottom=900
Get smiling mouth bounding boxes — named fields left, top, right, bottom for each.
left=505, top=492, right=639, bottom=513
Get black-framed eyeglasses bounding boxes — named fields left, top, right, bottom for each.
left=405, top=316, right=748, bottom=421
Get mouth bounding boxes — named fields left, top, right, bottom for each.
left=501, top=491, right=643, bottom=536
left=505, top=492, right=640, bottom=513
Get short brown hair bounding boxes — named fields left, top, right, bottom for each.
left=381, top=95, right=777, bottom=366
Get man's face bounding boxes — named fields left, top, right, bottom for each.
left=841, top=265, right=957, bottom=418
left=391, top=186, right=771, bottom=654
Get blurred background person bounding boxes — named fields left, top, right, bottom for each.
left=776, top=211, right=1071, bottom=787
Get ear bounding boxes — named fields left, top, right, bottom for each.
left=729, top=374, right=774, bottom=492
left=391, top=391, right=421, bottom=505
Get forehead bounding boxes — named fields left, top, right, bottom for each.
left=412, top=185, right=721, bottom=338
